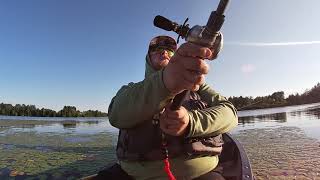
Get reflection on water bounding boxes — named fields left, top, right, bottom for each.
left=62, top=121, right=79, bottom=129
left=290, top=106, right=320, bottom=119
left=235, top=102, right=320, bottom=140
left=239, top=112, right=287, bottom=124
left=36, top=121, right=117, bottom=135
left=0, top=117, right=117, bottom=135
left=0, top=115, right=107, bottom=122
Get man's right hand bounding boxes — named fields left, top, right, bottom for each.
left=163, top=42, right=213, bottom=95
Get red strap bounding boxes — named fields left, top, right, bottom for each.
left=163, top=158, right=176, bottom=180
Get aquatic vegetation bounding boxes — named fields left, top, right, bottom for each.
left=0, top=130, right=117, bottom=179
left=235, top=127, right=320, bottom=180
left=0, top=120, right=56, bottom=127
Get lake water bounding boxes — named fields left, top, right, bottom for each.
left=235, top=102, right=320, bottom=140
left=0, top=103, right=320, bottom=179
left=234, top=103, right=320, bottom=179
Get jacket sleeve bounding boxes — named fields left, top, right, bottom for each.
left=186, top=83, right=238, bottom=138
left=108, top=70, right=174, bottom=129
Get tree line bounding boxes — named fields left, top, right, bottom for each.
left=2, top=83, right=320, bottom=116
left=228, top=82, right=320, bottom=110
left=0, top=104, right=107, bottom=117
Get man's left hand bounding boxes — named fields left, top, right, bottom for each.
left=160, top=105, right=190, bottom=136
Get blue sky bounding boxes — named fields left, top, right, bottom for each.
left=1, top=0, right=320, bottom=112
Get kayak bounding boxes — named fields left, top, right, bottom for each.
left=82, top=133, right=253, bottom=180
left=219, top=133, right=253, bottom=180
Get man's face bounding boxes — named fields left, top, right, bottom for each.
left=149, top=47, right=174, bottom=70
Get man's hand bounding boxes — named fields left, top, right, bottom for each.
left=160, top=105, right=190, bottom=136
left=163, top=42, right=212, bottom=95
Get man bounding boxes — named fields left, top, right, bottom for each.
left=108, top=35, right=238, bottom=180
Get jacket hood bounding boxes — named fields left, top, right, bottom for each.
left=145, top=54, right=158, bottom=78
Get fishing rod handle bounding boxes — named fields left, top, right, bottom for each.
left=170, top=90, right=190, bottom=111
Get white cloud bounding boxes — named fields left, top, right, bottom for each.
left=241, top=64, right=256, bottom=73
left=226, top=41, right=320, bottom=47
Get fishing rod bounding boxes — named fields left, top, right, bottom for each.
left=154, top=0, right=230, bottom=110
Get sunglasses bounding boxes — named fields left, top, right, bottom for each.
left=152, top=47, right=175, bottom=57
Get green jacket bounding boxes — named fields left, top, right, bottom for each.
left=108, top=56, right=238, bottom=180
